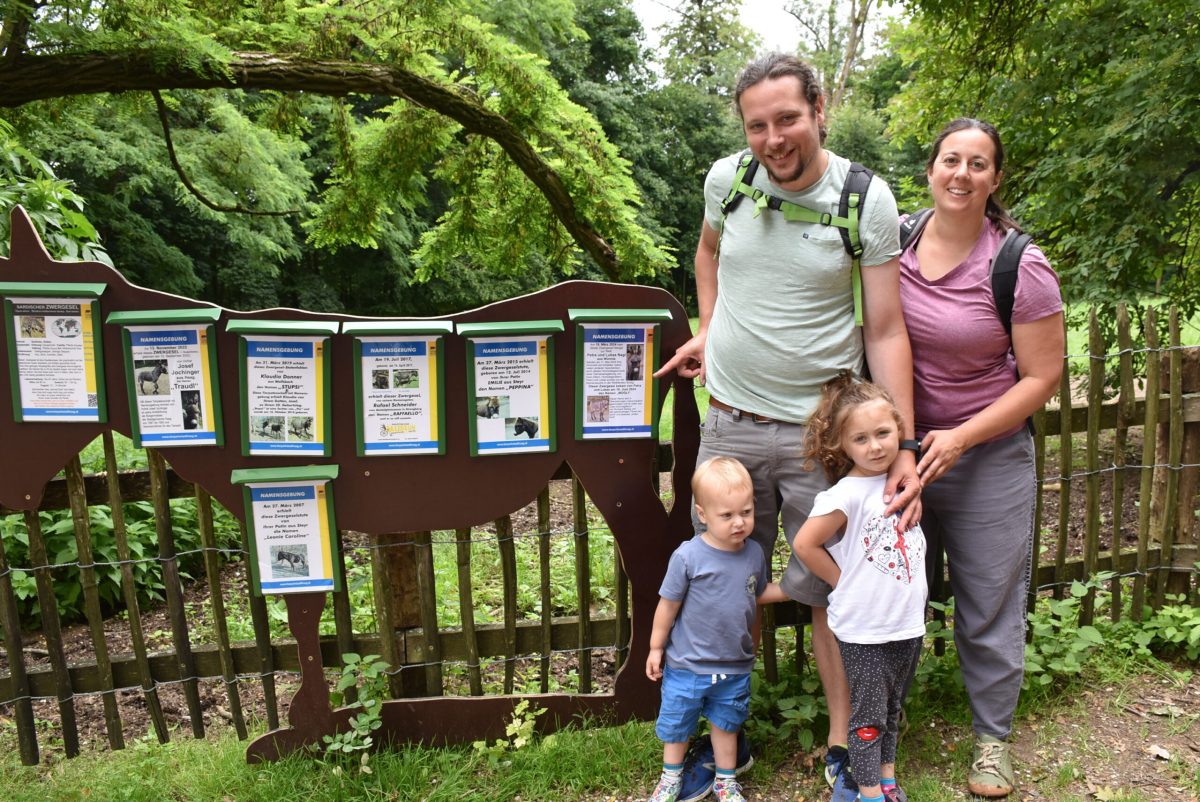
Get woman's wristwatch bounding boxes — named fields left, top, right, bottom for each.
left=899, top=439, right=922, bottom=454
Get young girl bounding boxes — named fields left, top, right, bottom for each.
left=763, top=373, right=927, bottom=802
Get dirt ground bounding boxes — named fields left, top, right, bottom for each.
left=2, top=453, right=1198, bottom=800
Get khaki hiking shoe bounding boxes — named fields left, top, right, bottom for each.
left=968, top=734, right=1015, bottom=797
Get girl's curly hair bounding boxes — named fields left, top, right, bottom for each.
left=803, top=371, right=904, bottom=482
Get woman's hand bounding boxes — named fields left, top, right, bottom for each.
left=917, top=427, right=972, bottom=485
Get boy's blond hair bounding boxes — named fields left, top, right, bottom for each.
left=691, top=456, right=752, bottom=507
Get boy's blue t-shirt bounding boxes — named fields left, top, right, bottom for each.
left=658, top=535, right=768, bottom=674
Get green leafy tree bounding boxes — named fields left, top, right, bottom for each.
left=0, top=0, right=671, bottom=290
left=786, top=0, right=877, bottom=108
left=0, top=119, right=111, bottom=265
left=546, top=0, right=743, bottom=308
left=891, top=0, right=1200, bottom=315
left=657, top=0, right=762, bottom=95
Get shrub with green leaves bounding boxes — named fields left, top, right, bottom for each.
left=1, top=497, right=241, bottom=629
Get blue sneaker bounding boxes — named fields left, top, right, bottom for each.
left=825, top=745, right=859, bottom=802
left=824, top=744, right=850, bottom=787
left=677, top=732, right=754, bottom=802
left=830, top=771, right=860, bottom=802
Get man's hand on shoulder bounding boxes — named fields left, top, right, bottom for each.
left=654, top=330, right=708, bottom=384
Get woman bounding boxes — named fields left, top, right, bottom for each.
left=899, top=118, right=1064, bottom=799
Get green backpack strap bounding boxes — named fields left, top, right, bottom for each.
left=720, top=150, right=759, bottom=219
left=838, top=163, right=874, bottom=327
left=718, top=154, right=874, bottom=326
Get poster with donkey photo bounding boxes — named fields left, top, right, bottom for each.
left=232, top=466, right=340, bottom=596
left=110, top=311, right=224, bottom=448
left=460, top=321, right=562, bottom=456
left=229, top=320, right=338, bottom=457
left=345, top=321, right=451, bottom=457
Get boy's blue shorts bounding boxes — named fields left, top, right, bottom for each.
left=655, top=665, right=751, bottom=744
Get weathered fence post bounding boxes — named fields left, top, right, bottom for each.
left=1132, top=308, right=1160, bottom=619
left=64, top=455, right=124, bottom=750
left=0, top=518, right=38, bottom=764
left=454, top=527, right=484, bottom=696
left=103, top=432, right=168, bottom=742
left=195, top=484, right=247, bottom=739
left=1054, top=316, right=1075, bottom=597
left=414, top=530, right=443, bottom=694
left=1081, top=311, right=1103, bottom=624
left=375, top=532, right=427, bottom=698
left=1150, top=310, right=1192, bottom=604
left=146, top=447, right=204, bottom=736
left=537, top=487, right=553, bottom=692
left=572, top=475, right=592, bottom=694
left=1110, top=305, right=1135, bottom=620
left=22, top=507, right=79, bottom=756
left=1147, top=316, right=1195, bottom=605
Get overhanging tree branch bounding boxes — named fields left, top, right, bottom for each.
left=0, top=51, right=621, bottom=278
left=151, top=89, right=299, bottom=217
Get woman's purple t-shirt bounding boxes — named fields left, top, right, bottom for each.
left=899, top=218, right=1062, bottom=440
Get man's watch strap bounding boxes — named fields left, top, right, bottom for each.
left=899, top=439, right=922, bottom=454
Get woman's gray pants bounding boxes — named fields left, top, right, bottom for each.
left=920, top=430, right=1035, bottom=738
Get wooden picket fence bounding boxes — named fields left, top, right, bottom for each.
left=0, top=305, right=1198, bottom=765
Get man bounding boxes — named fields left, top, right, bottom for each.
left=655, top=53, right=921, bottom=802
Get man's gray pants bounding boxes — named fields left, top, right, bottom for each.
left=921, top=430, right=1035, bottom=738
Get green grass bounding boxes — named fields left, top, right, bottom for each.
left=0, top=716, right=660, bottom=802
left=4, top=640, right=1193, bottom=802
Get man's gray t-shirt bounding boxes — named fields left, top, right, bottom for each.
left=702, top=151, right=901, bottom=423
left=659, top=535, right=768, bottom=674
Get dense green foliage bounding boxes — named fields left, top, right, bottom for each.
left=0, top=0, right=673, bottom=313
left=0, top=497, right=241, bottom=628
left=890, top=0, right=1200, bottom=317
left=2, top=0, right=1196, bottom=319
left=0, top=119, right=111, bottom=266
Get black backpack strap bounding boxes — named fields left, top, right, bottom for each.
left=991, top=227, right=1035, bottom=434
left=899, top=208, right=933, bottom=252
left=837, top=162, right=874, bottom=261
left=838, top=162, right=873, bottom=326
left=991, top=229, right=1033, bottom=337
left=720, top=150, right=759, bottom=218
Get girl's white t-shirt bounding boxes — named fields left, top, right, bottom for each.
left=817, top=475, right=929, bottom=644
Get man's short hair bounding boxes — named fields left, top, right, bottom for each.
left=733, top=53, right=827, bottom=144
left=692, top=456, right=752, bottom=505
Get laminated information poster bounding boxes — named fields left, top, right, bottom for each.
left=347, top=323, right=450, bottom=456
left=461, top=320, right=562, bottom=456
left=233, top=467, right=340, bottom=596
left=117, top=317, right=222, bottom=447
left=2, top=286, right=107, bottom=422
left=237, top=331, right=333, bottom=456
left=577, top=323, right=658, bottom=439
left=569, top=308, right=669, bottom=441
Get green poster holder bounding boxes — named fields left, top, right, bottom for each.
left=107, top=307, right=224, bottom=448
left=458, top=320, right=564, bottom=457
left=342, top=320, right=453, bottom=457
left=0, top=281, right=109, bottom=423
left=226, top=319, right=339, bottom=457
left=231, top=465, right=341, bottom=597
left=568, top=308, right=670, bottom=441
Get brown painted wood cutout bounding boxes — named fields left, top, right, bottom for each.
left=0, top=206, right=700, bottom=761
